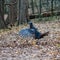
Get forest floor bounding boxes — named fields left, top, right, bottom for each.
left=0, top=20, right=60, bottom=60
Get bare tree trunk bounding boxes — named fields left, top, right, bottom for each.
left=0, top=0, right=8, bottom=28
left=31, top=0, right=34, bottom=14
left=39, top=0, right=42, bottom=19
left=19, top=0, right=29, bottom=24
left=8, top=0, right=17, bottom=26
left=51, top=0, right=54, bottom=16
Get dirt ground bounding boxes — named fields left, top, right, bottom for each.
left=0, top=21, right=60, bottom=60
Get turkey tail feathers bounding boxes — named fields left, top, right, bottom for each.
left=40, top=31, right=49, bottom=38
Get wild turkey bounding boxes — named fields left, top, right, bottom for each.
left=19, top=22, right=49, bottom=39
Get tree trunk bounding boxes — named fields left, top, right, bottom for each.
left=19, top=0, right=29, bottom=24
left=0, top=0, right=8, bottom=28
left=39, top=0, right=42, bottom=19
left=51, top=0, right=54, bottom=16
left=9, top=0, right=17, bottom=26
left=31, top=0, right=34, bottom=14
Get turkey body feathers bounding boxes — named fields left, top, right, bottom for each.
left=19, top=22, right=49, bottom=39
